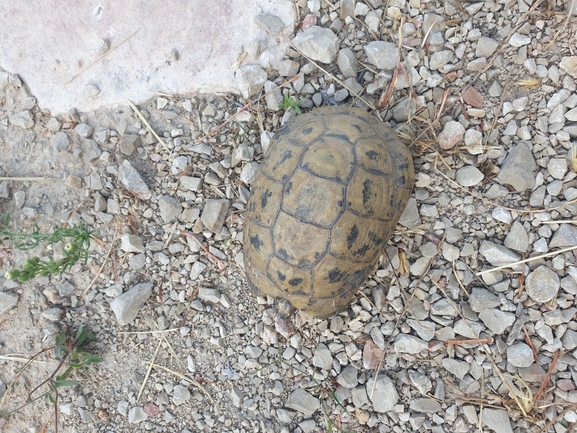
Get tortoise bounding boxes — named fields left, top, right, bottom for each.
left=244, top=106, right=414, bottom=318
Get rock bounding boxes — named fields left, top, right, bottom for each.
left=285, top=389, right=320, bottom=416
left=240, top=162, right=260, bottom=184
left=363, top=340, right=384, bottom=369
left=278, top=60, right=300, bottom=77
left=128, top=407, right=148, bottom=423
left=0, top=292, right=18, bottom=314
left=336, top=365, right=358, bottom=388
left=172, top=384, right=191, bottom=405
left=429, top=50, right=453, bottom=70
left=504, top=221, right=529, bottom=252
left=201, top=199, right=230, bottom=233
left=230, top=386, right=244, bottom=407
left=181, top=176, right=203, bottom=192
left=398, top=197, right=421, bottom=228
left=255, top=14, right=285, bottom=35
left=189, top=261, right=206, bottom=280
left=507, top=343, right=534, bottom=367
left=562, top=330, right=577, bottom=350
left=75, top=123, right=93, bottom=137
left=461, top=86, right=484, bottom=107
left=560, top=56, right=577, bottom=79
left=476, top=36, right=499, bottom=58
left=312, top=343, right=333, bottom=370
left=0, top=181, right=9, bottom=198
left=469, top=288, right=500, bottom=312
left=364, top=41, right=399, bottom=70
left=509, top=32, right=531, bottom=47
left=479, top=309, right=516, bottom=334
left=393, top=334, right=428, bottom=354
left=119, top=135, right=140, bottom=156
left=409, top=398, right=441, bottom=413
left=198, top=288, right=221, bottom=303
left=118, top=160, right=152, bottom=200
left=482, top=409, right=513, bottom=433
left=157, top=195, right=182, bottom=223
left=526, top=266, right=559, bottom=303
left=80, top=138, right=102, bottom=163
left=480, top=241, right=520, bottom=266
left=235, top=64, right=267, bottom=99
left=442, top=358, right=469, bottom=379
left=264, top=81, right=283, bottom=111
left=9, top=110, right=34, bottom=129
left=337, top=48, right=358, bottom=78
left=455, top=166, right=484, bottom=187
left=438, top=121, right=465, bottom=150
left=120, top=234, right=145, bottom=253
left=550, top=224, right=577, bottom=248
left=408, top=370, right=432, bottom=394
left=110, top=282, right=153, bottom=326
left=190, top=143, right=213, bottom=155
left=128, top=254, right=146, bottom=270
left=53, top=132, right=70, bottom=151
left=292, top=26, right=339, bottom=64
left=42, top=307, right=64, bottom=322
left=367, top=376, right=398, bottom=412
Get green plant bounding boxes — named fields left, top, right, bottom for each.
left=0, top=216, right=96, bottom=282
left=278, top=94, right=302, bottom=114
left=0, top=324, right=101, bottom=432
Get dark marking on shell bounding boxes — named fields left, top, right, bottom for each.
left=289, top=278, right=303, bottom=286
left=250, top=235, right=263, bottom=250
left=277, top=271, right=286, bottom=281
left=347, top=225, right=359, bottom=249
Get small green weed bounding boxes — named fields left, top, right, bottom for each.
left=0, top=215, right=96, bottom=282
left=278, top=94, right=302, bottom=114
left=0, top=324, right=101, bottom=432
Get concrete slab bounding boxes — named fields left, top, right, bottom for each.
left=0, top=0, right=294, bottom=114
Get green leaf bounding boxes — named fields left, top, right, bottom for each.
left=53, top=380, right=78, bottom=388
left=83, top=355, right=102, bottom=364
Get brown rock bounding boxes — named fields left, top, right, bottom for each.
left=462, top=86, right=484, bottom=108
left=363, top=340, right=384, bottom=369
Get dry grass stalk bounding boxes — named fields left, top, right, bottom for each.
left=477, top=245, right=577, bottom=276
left=128, top=99, right=169, bottom=152
left=533, top=351, right=560, bottom=405
left=544, top=0, right=576, bottom=51
left=81, top=228, right=118, bottom=297
left=151, top=363, right=214, bottom=403
left=180, top=230, right=226, bottom=269
left=136, top=338, right=162, bottom=403
left=64, top=29, right=140, bottom=85
left=444, top=338, right=493, bottom=345
left=0, top=177, right=59, bottom=181
left=523, top=325, right=539, bottom=363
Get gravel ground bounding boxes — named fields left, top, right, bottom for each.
left=1, top=0, right=577, bottom=432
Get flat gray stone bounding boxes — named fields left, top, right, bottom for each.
left=110, top=282, right=153, bottom=326
left=480, top=241, right=520, bottom=266
left=9, top=110, right=34, bottom=129
left=312, top=343, right=333, bottom=370
left=120, top=234, right=145, bottom=253
left=119, top=135, right=140, bottom=156
left=408, top=370, right=432, bottom=394
left=455, top=165, right=484, bottom=187
left=337, top=48, right=357, bottom=78
left=118, top=160, right=152, bottom=200
left=497, top=143, right=536, bottom=191
left=201, top=199, right=230, bottom=233
left=255, top=14, right=285, bottom=35
left=409, top=398, right=441, bottom=413
left=476, top=36, right=499, bottom=58
left=75, top=123, right=93, bottom=137
left=398, top=197, right=421, bottom=228
left=478, top=309, right=516, bottom=334
left=364, top=41, right=399, bottom=70
left=507, top=343, right=534, bottom=367
left=550, top=223, right=577, bottom=248
left=367, top=375, right=398, bottom=413
left=438, top=121, right=465, bottom=150
left=80, top=138, right=102, bottom=163
left=526, top=265, right=559, bottom=303
left=172, top=384, right=191, bottom=405
left=198, top=288, right=221, bottom=303
left=442, top=358, right=469, bottom=379
left=53, top=131, right=70, bottom=151
left=285, top=389, right=320, bottom=416
left=482, top=409, right=513, bottom=433
left=469, top=287, right=500, bottom=312
left=393, top=334, right=428, bottom=354
left=504, top=221, right=529, bottom=252
left=181, top=176, right=203, bottom=192
left=429, top=50, right=453, bottom=71
left=128, top=407, right=148, bottom=423
left=336, top=365, right=358, bottom=389
left=235, top=64, right=267, bottom=99
left=0, top=292, right=18, bottom=314
left=292, top=26, right=339, bottom=64
left=157, top=195, right=182, bottom=223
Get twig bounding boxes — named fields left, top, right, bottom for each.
left=477, top=245, right=577, bottom=275
left=523, top=325, right=539, bottom=363
left=533, top=351, right=560, bottom=404
left=444, top=338, right=493, bottom=345
left=0, top=177, right=59, bottom=181
left=81, top=229, right=118, bottom=297
left=180, top=231, right=225, bottom=269
left=64, top=29, right=140, bottom=85
left=137, top=338, right=162, bottom=403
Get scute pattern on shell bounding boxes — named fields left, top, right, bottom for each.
left=244, top=106, right=414, bottom=317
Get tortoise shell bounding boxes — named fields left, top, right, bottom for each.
left=244, top=106, right=414, bottom=317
